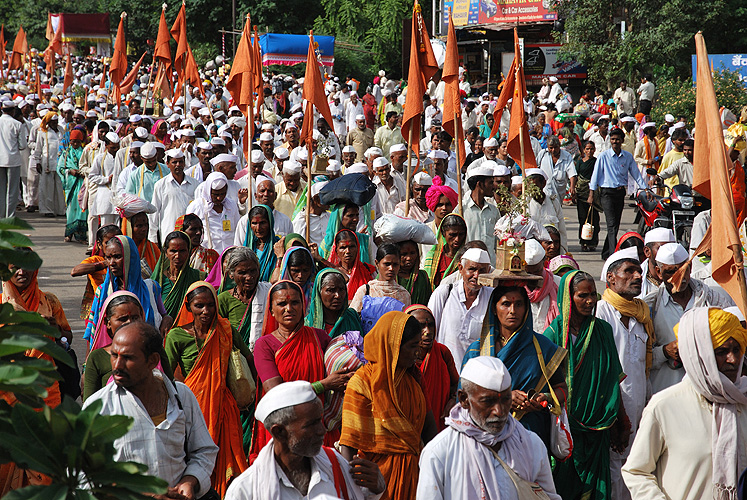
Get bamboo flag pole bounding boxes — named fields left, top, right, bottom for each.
left=305, top=100, right=313, bottom=243
left=454, top=112, right=463, bottom=215
left=144, top=58, right=157, bottom=112
left=404, top=126, right=414, bottom=217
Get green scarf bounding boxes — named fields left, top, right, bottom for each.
left=151, top=240, right=204, bottom=318
left=397, top=268, right=432, bottom=306
left=305, top=268, right=362, bottom=338
left=423, top=214, right=464, bottom=287
left=543, top=270, right=624, bottom=500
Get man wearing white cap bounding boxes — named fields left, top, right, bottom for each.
left=656, top=138, right=693, bottom=188
left=90, top=132, right=122, bottom=226
left=282, top=122, right=301, bottom=152
left=275, top=160, right=307, bottom=220
left=644, top=242, right=734, bottom=394
left=373, top=111, right=404, bottom=158
left=633, top=121, right=660, bottom=183
left=525, top=168, right=567, bottom=249
left=491, top=163, right=515, bottom=213
left=273, top=146, right=290, bottom=183
left=0, top=100, right=28, bottom=217
left=113, top=127, right=150, bottom=195
left=184, top=142, right=214, bottom=182
left=536, top=135, right=577, bottom=201
left=613, top=80, right=636, bottom=116
left=428, top=149, right=459, bottom=193
left=373, top=156, right=406, bottom=214
left=418, top=356, right=560, bottom=500
left=225, top=381, right=385, bottom=499
left=345, top=115, right=374, bottom=162
left=388, top=143, right=408, bottom=181
left=31, top=112, right=66, bottom=218
left=329, top=92, right=347, bottom=141
left=341, top=144, right=357, bottom=170
left=464, top=166, right=499, bottom=265
left=595, top=246, right=651, bottom=499
left=466, top=136, right=498, bottom=172
left=638, top=227, right=675, bottom=298
left=523, top=239, right=561, bottom=329
left=394, top=171, right=434, bottom=223
left=291, top=180, right=330, bottom=246
left=234, top=176, right=293, bottom=244
left=125, top=142, right=167, bottom=204
left=325, top=159, right=342, bottom=180
left=428, top=247, right=494, bottom=368
left=345, top=91, right=364, bottom=133
left=152, top=148, right=200, bottom=245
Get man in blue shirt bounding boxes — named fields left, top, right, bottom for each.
left=588, top=127, right=648, bottom=259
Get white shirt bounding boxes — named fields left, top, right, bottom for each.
left=234, top=209, right=293, bottom=246
left=0, top=114, right=28, bottom=167
left=637, top=81, right=655, bottom=101
left=536, top=149, right=576, bottom=197
left=116, top=163, right=139, bottom=195
left=464, top=196, right=499, bottom=266
left=374, top=175, right=407, bottom=214
left=345, top=100, right=364, bottom=132
left=89, top=152, right=117, bottom=216
left=417, top=426, right=561, bottom=500
left=152, top=173, right=200, bottom=245
left=428, top=278, right=494, bottom=370
left=528, top=275, right=561, bottom=330
left=590, top=131, right=611, bottom=157
left=82, top=372, right=218, bottom=498
left=292, top=211, right=330, bottom=246
left=644, top=278, right=734, bottom=393
left=186, top=198, right=241, bottom=254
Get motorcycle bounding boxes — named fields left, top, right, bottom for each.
left=634, top=168, right=710, bottom=248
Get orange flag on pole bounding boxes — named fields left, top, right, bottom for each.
left=170, top=2, right=188, bottom=75
left=401, top=0, right=438, bottom=162
left=683, top=32, right=747, bottom=317
left=63, top=54, right=73, bottom=94
left=109, top=12, right=128, bottom=106
left=9, top=25, right=27, bottom=71
left=301, top=30, right=335, bottom=142
left=441, top=9, right=465, bottom=172
left=505, top=28, right=536, bottom=172
left=43, top=18, right=62, bottom=70
left=45, top=13, right=54, bottom=41
left=253, top=26, right=263, bottom=117
left=185, top=44, right=204, bottom=97
left=489, top=30, right=521, bottom=141
left=119, top=51, right=146, bottom=94
left=226, top=14, right=255, bottom=161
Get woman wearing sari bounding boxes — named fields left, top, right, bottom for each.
left=328, top=229, right=376, bottom=301
left=306, top=268, right=362, bottom=338
left=83, top=235, right=171, bottom=349
left=241, top=205, right=279, bottom=282
left=206, top=246, right=238, bottom=293
left=463, top=285, right=568, bottom=449
left=58, top=128, right=87, bottom=243
left=340, top=311, right=438, bottom=500
left=250, top=280, right=353, bottom=462
left=423, top=214, right=467, bottom=288
left=320, top=202, right=371, bottom=264
left=164, top=282, right=251, bottom=497
left=406, top=305, right=459, bottom=432
left=397, top=240, right=432, bottom=306
left=127, top=211, right=161, bottom=278
left=150, top=231, right=204, bottom=318
left=151, top=119, right=172, bottom=147
left=174, top=213, right=220, bottom=274
left=71, top=224, right=121, bottom=319
left=278, top=246, right=317, bottom=306
left=350, top=244, right=411, bottom=312
left=543, top=271, right=628, bottom=500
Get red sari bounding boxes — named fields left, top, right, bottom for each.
left=418, top=343, right=459, bottom=431
left=329, top=230, right=375, bottom=300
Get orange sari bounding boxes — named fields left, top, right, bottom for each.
left=138, top=239, right=160, bottom=273
left=169, top=281, right=248, bottom=497
left=340, top=311, right=426, bottom=500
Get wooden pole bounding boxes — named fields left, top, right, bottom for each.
left=305, top=100, right=313, bottom=243
left=404, top=126, right=414, bottom=217
left=143, top=57, right=157, bottom=112
left=454, top=112, right=463, bottom=215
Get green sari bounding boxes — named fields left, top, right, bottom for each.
left=543, top=270, right=624, bottom=500
left=423, top=214, right=464, bottom=288
left=397, top=269, right=432, bottom=306
left=57, top=145, right=86, bottom=242
left=151, top=239, right=204, bottom=318
left=305, top=268, right=362, bottom=338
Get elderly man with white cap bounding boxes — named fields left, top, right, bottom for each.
left=186, top=172, right=240, bottom=254
left=638, top=227, right=675, bottom=297
left=595, top=246, right=651, bottom=499
left=428, top=247, right=494, bottom=369
left=272, top=146, right=290, bottom=182
left=292, top=179, right=330, bottom=246
left=393, top=171, right=434, bottom=223
left=623, top=307, right=747, bottom=500
left=373, top=156, right=406, bottom=214
left=644, top=242, right=734, bottom=394
left=345, top=114, right=374, bottom=162
left=345, top=91, right=364, bottom=133
left=125, top=141, right=167, bottom=203
left=0, top=100, right=28, bottom=218
left=466, top=136, right=499, bottom=172
left=275, top=160, right=307, bottom=220
left=341, top=144, right=357, bottom=169
left=464, top=165, right=499, bottom=265
left=225, top=381, right=385, bottom=499
left=388, top=142, right=408, bottom=181
left=373, top=111, right=404, bottom=158
left=536, top=134, right=577, bottom=201
left=234, top=176, right=293, bottom=244
left=417, top=356, right=561, bottom=500
left=152, top=148, right=200, bottom=244
left=525, top=168, right=568, bottom=249
left=89, top=132, right=122, bottom=226
left=428, top=149, right=459, bottom=193
left=547, top=76, right=563, bottom=104
left=523, top=239, right=561, bottom=330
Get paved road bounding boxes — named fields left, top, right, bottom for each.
left=16, top=202, right=639, bottom=368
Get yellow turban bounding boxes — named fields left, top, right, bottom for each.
left=675, top=308, right=747, bottom=353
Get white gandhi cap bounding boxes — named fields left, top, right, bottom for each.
left=654, top=242, right=689, bottom=265
left=461, top=247, right=490, bottom=265
left=643, top=227, right=675, bottom=245
left=600, top=247, right=639, bottom=282
left=461, top=356, right=512, bottom=392
left=255, top=381, right=318, bottom=424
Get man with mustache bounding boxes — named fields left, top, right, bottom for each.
left=644, top=243, right=734, bottom=394
left=225, top=381, right=385, bottom=499
left=623, top=307, right=747, bottom=500
left=417, top=356, right=561, bottom=499
left=83, top=322, right=218, bottom=500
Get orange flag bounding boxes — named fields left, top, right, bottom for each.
left=488, top=32, right=522, bottom=140
left=119, top=51, right=146, bottom=94
left=100, top=63, right=107, bottom=89
left=9, top=25, right=27, bottom=71
left=253, top=26, right=263, bottom=117
left=686, top=32, right=747, bottom=317
left=170, top=2, right=188, bottom=74
left=401, top=0, right=438, bottom=162
left=45, top=13, right=54, bottom=41
left=154, top=5, right=172, bottom=81
left=505, top=29, right=536, bottom=171
left=226, top=15, right=255, bottom=160
left=109, top=12, right=128, bottom=105
left=185, top=44, right=204, bottom=97
left=441, top=9, right=465, bottom=171
left=301, top=31, right=334, bottom=141
left=63, top=54, right=73, bottom=94
left=43, top=19, right=62, bottom=70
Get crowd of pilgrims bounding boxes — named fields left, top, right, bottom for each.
left=0, top=65, right=745, bottom=500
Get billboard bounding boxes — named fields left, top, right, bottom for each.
left=442, top=0, right=556, bottom=32
left=691, top=54, right=747, bottom=83
left=523, top=44, right=586, bottom=80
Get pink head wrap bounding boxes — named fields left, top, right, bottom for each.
left=425, top=178, right=458, bottom=212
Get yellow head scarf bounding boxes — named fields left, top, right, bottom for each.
left=675, top=308, right=747, bottom=353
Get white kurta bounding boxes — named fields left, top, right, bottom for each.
left=32, top=128, right=65, bottom=215
left=291, top=211, right=330, bottom=246
left=417, top=426, right=561, bottom=500
left=186, top=198, right=241, bottom=255
left=152, top=174, right=200, bottom=244
left=622, top=378, right=747, bottom=500
left=89, top=152, right=117, bottom=217
left=428, top=279, right=494, bottom=370
left=644, top=279, right=735, bottom=394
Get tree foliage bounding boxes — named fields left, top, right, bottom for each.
left=557, top=0, right=747, bottom=87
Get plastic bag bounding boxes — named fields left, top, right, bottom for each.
left=360, top=296, right=404, bottom=335
left=113, top=192, right=157, bottom=218
left=374, top=213, right=437, bottom=245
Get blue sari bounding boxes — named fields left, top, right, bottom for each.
left=463, top=286, right=567, bottom=448
left=279, top=246, right=317, bottom=307
left=243, top=204, right=279, bottom=282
